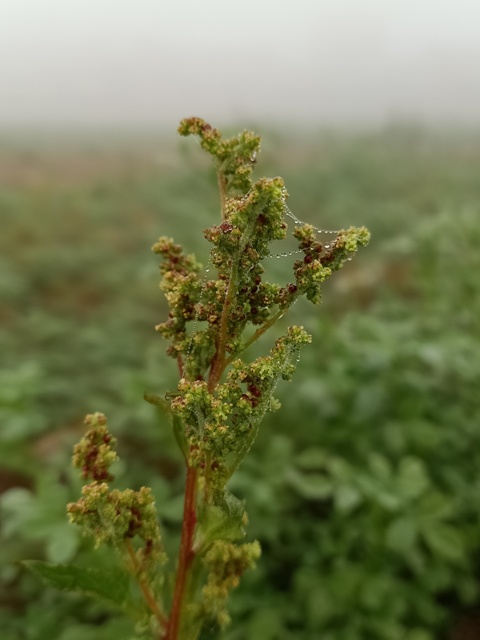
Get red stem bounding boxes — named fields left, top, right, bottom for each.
left=217, top=171, right=227, bottom=220
left=165, top=464, right=198, bottom=640
left=208, top=267, right=236, bottom=392
left=177, top=354, right=184, bottom=377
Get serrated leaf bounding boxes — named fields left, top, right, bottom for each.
left=22, top=561, right=132, bottom=610
left=195, top=491, right=245, bottom=550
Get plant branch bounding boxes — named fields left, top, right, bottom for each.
left=224, top=308, right=285, bottom=368
left=165, top=464, right=198, bottom=640
left=217, top=171, right=227, bottom=220
left=177, top=354, right=184, bottom=378
left=125, top=539, right=167, bottom=632
left=208, top=263, right=238, bottom=392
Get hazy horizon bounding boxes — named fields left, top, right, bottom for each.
left=1, top=0, right=479, bottom=131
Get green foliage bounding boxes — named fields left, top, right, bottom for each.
left=2, top=125, right=480, bottom=639
left=216, top=207, right=480, bottom=639
left=21, top=561, right=133, bottom=611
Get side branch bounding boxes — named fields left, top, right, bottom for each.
left=208, top=263, right=238, bottom=391
left=217, top=171, right=227, bottom=220
left=224, top=308, right=285, bottom=367
left=125, top=540, right=167, bottom=632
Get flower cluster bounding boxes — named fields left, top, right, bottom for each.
left=201, top=540, right=261, bottom=628
left=168, top=326, right=311, bottom=487
left=178, top=117, right=261, bottom=196
left=71, top=412, right=118, bottom=482
left=292, top=224, right=370, bottom=303
left=152, top=237, right=203, bottom=362
left=155, top=120, right=370, bottom=389
left=68, top=414, right=166, bottom=578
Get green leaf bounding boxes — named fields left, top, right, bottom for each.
left=397, top=457, right=429, bottom=500
left=368, top=453, right=392, bottom=481
left=417, top=492, right=454, bottom=522
left=421, top=524, right=465, bottom=563
left=21, top=561, right=132, bottom=610
left=359, top=575, right=392, bottom=611
left=172, top=413, right=189, bottom=460
left=287, top=469, right=333, bottom=500
left=195, top=491, right=245, bottom=550
left=46, top=523, right=80, bottom=564
left=143, top=392, right=170, bottom=411
left=386, top=517, right=417, bottom=554
left=306, top=586, right=337, bottom=625
left=356, top=475, right=401, bottom=511
left=295, top=448, right=327, bottom=470
left=248, top=608, right=283, bottom=639
left=1, top=480, right=70, bottom=540
left=57, top=619, right=135, bottom=640
left=226, top=420, right=261, bottom=479
left=404, top=629, right=434, bottom=640
left=334, top=485, right=362, bottom=513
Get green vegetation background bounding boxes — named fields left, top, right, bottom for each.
left=1, top=125, right=480, bottom=639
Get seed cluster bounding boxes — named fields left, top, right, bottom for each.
left=68, top=414, right=166, bottom=578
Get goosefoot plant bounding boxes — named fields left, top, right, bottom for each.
left=39, top=119, right=369, bottom=639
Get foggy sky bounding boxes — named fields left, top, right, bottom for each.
left=1, top=0, right=479, bottom=129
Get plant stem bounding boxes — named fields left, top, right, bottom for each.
left=125, top=540, right=167, bottom=632
left=165, top=464, right=198, bottom=640
left=208, top=264, right=237, bottom=392
left=217, top=171, right=227, bottom=220
left=177, top=354, right=184, bottom=377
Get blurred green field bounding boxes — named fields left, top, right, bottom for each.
left=1, top=125, right=480, bottom=640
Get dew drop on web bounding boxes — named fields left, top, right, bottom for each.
left=265, top=204, right=340, bottom=264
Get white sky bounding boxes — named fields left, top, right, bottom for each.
left=1, top=0, right=479, bottom=128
